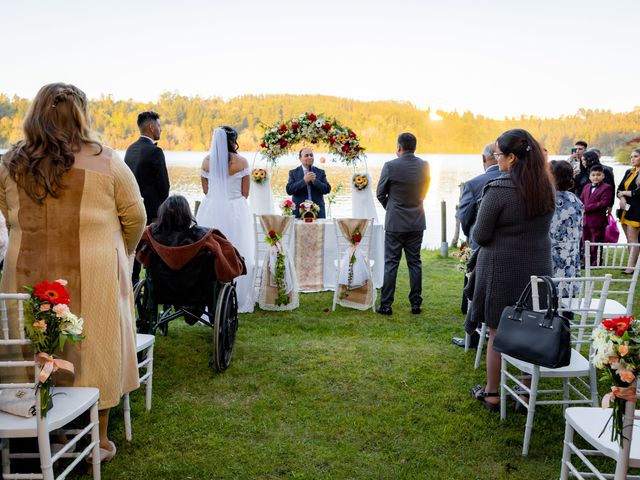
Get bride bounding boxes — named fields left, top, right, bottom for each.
left=196, top=126, right=255, bottom=313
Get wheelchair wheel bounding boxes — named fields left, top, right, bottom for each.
left=133, top=280, right=153, bottom=334
left=212, top=282, right=238, bottom=372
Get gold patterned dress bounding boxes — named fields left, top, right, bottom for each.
left=0, top=147, right=146, bottom=409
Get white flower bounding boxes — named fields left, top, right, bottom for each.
left=315, top=119, right=323, bottom=128
left=54, top=278, right=68, bottom=286
left=52, top=303, right=70, bottom=318
left=62, top=313, right=84, bottom=336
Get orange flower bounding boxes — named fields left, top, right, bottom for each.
left=619, top=344, right=630, bottom=356
left=33, top=319, right=47, bottom=332
left=619, top=369, right=636, bottom=383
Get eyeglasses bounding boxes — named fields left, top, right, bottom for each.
left=493, top=152, right=506, bottom=159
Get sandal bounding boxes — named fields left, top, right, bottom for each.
left=471, top=385, right=500, bottom=412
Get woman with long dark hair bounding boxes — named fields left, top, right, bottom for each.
left=0, top=83, right=146, bottom=460
left=195, top=126, right=254, bottom=312
left=467, top=129, right=555, bottom=410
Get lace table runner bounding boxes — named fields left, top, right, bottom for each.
left=294, top=222, right=324, bottom=292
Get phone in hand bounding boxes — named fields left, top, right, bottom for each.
left=571, top=147, right=577, bottom=155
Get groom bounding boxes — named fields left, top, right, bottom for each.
left=286, top=148, right=331, bottom=218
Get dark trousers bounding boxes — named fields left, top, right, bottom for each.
left=583, top=224, right=606, bottom=266
left=380, top=230, right=423, bottom=307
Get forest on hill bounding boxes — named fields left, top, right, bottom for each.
left=1, top=92, right=639, bottom=155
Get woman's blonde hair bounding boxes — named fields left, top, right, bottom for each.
left=3, top=83, right=102, bottom=203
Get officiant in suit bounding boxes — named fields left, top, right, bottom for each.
left=124, top=111, right=170, bottom=283
left=376, top=133, right=430, bottom=315
left=286, top=148, right=331, bottom=218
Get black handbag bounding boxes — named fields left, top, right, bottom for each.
left=493, top=276, right=571, bottom=368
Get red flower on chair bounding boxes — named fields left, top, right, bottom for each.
left=602, top=316, right=633, bottom=336
left=33, top=280, right=70, bottom=305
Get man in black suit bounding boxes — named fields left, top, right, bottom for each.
left=285, top=148, right=331, bottom=218
left=124, top=111, right=170, bottom=283
left=451, top=143, right=500, bottom=348
left=376, top=133, right=430, bottom=315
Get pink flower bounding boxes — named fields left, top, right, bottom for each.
left=619, top=344, right=629, bottom=357
left=39, top=303, right=51, bottom=312
left=54, top=279, right=68, bottom=286
left=53, top=303, right=70, bottom=318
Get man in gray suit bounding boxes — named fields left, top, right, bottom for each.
left=452, top=143, right=500, bottom=347
left=376, top=133, right=430, bottom=315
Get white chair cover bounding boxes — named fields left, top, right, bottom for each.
left=249, top=177, right=276, bottom=215
left=351, top=173, right=378, bottom=223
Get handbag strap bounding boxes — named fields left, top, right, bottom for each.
left=514, top=275, right=559, bottom=315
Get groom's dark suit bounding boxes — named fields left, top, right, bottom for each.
left=376, top=152, right=430, bottom=309
left=286, top=165, right=331, bottom=218
left=124, top=136, right=170, bottom=283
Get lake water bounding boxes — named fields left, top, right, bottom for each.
left=145, top=151, right=629, bottom=249
left=0, top=148, right=628, bottom=248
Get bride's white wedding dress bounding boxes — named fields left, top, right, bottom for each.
left=196, top=167, right=255, bottom=313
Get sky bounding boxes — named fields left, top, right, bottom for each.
left=2, top=0, right=639, bottom=119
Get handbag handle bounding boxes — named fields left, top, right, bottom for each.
left=514, top=276, right=559, bottom=327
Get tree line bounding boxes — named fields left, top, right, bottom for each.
left=1, top=92, right=639, bottom=155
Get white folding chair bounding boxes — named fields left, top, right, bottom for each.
left=0, top=293, right=101, bottom=480
left=500, top=275, right=612, bottom=456
left=332, top=218, right=375, bottom=311
left=560, top=392, right=640, bottom=479
left=123, top=333, right=155, bottom=442
left=585, top=241, right=640, bottom=317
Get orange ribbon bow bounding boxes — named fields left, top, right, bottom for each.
left=35, top=352, right=75, bottom=383
left=602, top=385, right=637, bottom=408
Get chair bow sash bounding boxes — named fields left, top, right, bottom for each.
left=602, top=385, right=637, bottom=408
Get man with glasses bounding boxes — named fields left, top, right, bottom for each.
left=451, top=143, right=501, bottom=348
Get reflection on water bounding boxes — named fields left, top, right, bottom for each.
left=156, top=151, right=626, bottom=249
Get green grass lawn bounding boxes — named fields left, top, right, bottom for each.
left=97, top=250, right=638, bottom=479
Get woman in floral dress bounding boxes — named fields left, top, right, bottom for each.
left=550, top=160, right=583, bottom=280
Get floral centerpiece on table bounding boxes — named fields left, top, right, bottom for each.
left=24, top=279, right=84, bottom=417
left=280, top=199, right=295, bottom=216
left=352, top=174, right=369, bottom=191
left=251, top=168, right=268, bottom=185
left=260, top=112, right=366, bottom=166
left=591, top=315, right=640, bottom=446
left=264, top=230, right=289, bottom=306
left=451, top=244, right=473, bottom=273
left=299, top=200, right=320, bottom=221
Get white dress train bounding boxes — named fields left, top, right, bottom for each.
left=196, top=167, right=255, bottom=313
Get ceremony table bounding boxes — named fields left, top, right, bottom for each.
left=288, top=219, right=384, bottom=293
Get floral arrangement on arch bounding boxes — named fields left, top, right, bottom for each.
left=299, top=200, right=320, bottom=219
left=352, top=174, right=369, bottom=191
left=280, top=199, right=295, bottom=216
left=260, top=112, right=366, bottom=166
left=265, top=230, right=289, bottom=306
left=251, top=168, right=268, bottom=185
left=592, top=315, right=640, bottom=446
left=24, top=279, right=84, bottom=417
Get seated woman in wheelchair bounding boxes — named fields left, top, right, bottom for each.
left=136, top=195, right=246, bottom=282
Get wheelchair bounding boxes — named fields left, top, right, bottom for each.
left=133, top=248, right=239, bottom=372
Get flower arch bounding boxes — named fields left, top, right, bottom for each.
left=260, top=112, right=366, bottom=166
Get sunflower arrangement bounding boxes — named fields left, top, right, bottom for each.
left=251, top=168, right=268, bottom=185
left=352, top=174, right=369, bottom=191
left=260, top=112, right=366, bottom=166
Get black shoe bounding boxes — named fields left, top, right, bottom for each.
left=376, top=305, right=392, bottom=315
left=451, top=332, right=479, bottom=349
left=411, top=305, right=421, bottom=314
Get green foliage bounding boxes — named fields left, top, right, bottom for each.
left=615, top=140, right=640, bottom=164
left=2, top=93, right=640, bottom=155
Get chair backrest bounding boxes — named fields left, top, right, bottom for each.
left=585, top=242, right=640, bottom=315
left=333, top=218, right=374, bottom=264
left=0, top=293, right=40, bottom=411
left=530, top=275, right=612, bottom=351
left=256, top=214, right=294, bottom=254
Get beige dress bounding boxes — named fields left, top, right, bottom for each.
left=0, top=147, right=146, bottom=409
